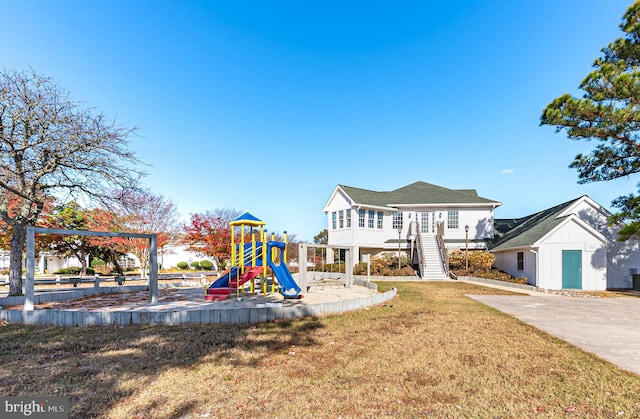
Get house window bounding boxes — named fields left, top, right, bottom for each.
left=447, top=210, right=459, bottom=229
left=377, top=211, right=383, bottom=229
left=338, top=210, right=344, bottom=229
left=368, top=210, right=375, bottom=228
left=332, top=212, right=337, bottom=230
left=346, top=209, right=351, bottom=228
left=359, top=209, right=365, bottom=227
left=392, top=212, right=403, bottom=230
left=517, top=252, right=524, bottom=271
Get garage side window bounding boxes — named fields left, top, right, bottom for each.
left=517, top=252, right=524, bottom=271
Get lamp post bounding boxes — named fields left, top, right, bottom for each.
left=397, top=226, right=402, bottom=269
left=464, top=225, right=469, bottom=272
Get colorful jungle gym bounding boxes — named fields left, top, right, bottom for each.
left=205, top=212, right=302, bottom=301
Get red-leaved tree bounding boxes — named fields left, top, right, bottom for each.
left=183, top=209, right=241, bottom=271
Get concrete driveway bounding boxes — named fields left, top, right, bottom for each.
left=468, top=294, right=640, bottom=376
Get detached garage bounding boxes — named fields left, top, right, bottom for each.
left=490, top=196, right=636, bottom=291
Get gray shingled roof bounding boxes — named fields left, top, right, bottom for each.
left=489, top=197, right=582, bottom=251
left=339, top=181, right=500, bottom=207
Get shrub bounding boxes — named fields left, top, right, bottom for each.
left=200, top=260, right=214, bottom=270
left=352, top=254, right=413, bottom=276
left=449, top=250, right=495, bottom=273
left=177, top=262, right=189, bottom=270
left=90, top=258, right=106, bottom=267
left=448, top=250, right=527, bottom=284
left=54, top=267, right=81, bottom=275
left=190, top=261, right=202, bottom=270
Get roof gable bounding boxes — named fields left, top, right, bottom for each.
left=490, top=196, right=608, bottom=251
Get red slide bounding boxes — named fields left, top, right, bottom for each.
left=206, top=265, right=264, bottom=301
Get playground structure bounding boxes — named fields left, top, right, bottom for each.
left=206, top=213, right=302, bottom=301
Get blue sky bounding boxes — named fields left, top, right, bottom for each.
left=1, top=1, right=636, bottom=241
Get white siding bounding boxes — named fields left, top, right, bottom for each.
left=455, top=208, right=495, bottom=240
left=567, top=199, right=618, bottom=241
left=537, top=220, right=607, bottom=290
left=493, top=249, right=537, bottom=286
left=607, top=241, right=640, bottom=289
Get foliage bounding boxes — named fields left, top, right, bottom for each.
left=176, top=262, right=189, bottom=270
left=540, top=2, right=640, bottom=240
left=54, top=267, right=82, bottom=275
left=45, top=201, right=94, bottom=276
left=82, top=208, right=130, bottom=276
left=449, top=250, right=527, bottom=284
left=313, top=229, right=328, bottom=245
left=0, top=69, right=145, bottom=295
left=91, top=262, right=113, bottom=275
left=314, top=263, right=346, bottom=274
left=182, top=208, right=242, bottom=271
left=190, top=261, right=201, bottom=270
left=449, top=250, right=495, bottom=272
left=352, top=254, right=414, bottom=276
left=200, top=260, right=214, bottom=270
left=90, top=259, right=106, bottom=267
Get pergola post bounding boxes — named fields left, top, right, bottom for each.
left=149, top=234, right=158, bottom=304
left=298, top=243, right=308, bottom=291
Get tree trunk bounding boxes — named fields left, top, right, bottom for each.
left=75, top=248, right=88, bottom=276
left=9, top=224, right=26, bottom=296
left=109, top=252, right=124, bottom=276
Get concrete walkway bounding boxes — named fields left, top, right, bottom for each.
left=468, top=293, right=640, bottom=376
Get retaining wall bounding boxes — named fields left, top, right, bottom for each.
left=0, top=285, right=149, bottom=307
left=0, top=287, right=397, bottom=327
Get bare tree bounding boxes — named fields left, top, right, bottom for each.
left=0, top=69, right=145, bottom=295
left=113, top=190, right=182, bottom=277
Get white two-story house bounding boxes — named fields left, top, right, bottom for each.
left=323, top=181, right=501, bottom=279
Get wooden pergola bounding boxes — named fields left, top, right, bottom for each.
left=24, top=226, right=158, bottom=311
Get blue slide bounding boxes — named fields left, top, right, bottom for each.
left=266, top=241, right=302, bottom=298
left=268, top=259, right=302, bottom=298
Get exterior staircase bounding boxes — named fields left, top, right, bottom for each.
left=416, top=234, right=449, bottom=280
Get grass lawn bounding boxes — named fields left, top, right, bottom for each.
left=1, top=281, right=639, bottom=418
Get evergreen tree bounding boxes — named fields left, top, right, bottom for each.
left=541, top=1, right=640, bottom=239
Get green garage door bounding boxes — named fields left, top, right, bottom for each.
left=562, top=250, right=582, bottom=289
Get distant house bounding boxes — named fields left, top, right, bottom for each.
left=490, top=195, right=640, bottom=290
left=323, top=181, right=502, bottom=279
left=1, top=242, right=215, bottom=275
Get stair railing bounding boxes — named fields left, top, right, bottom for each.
left=436, top=221, right=449, bottom=276
left=414, top=221, right=426, bottom=278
